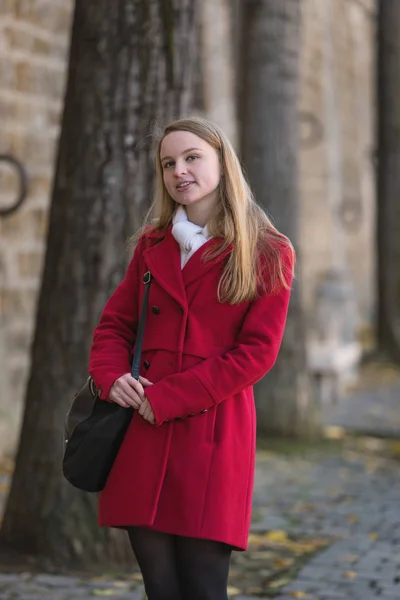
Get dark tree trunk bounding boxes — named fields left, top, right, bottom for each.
left=377, top=0, right=400, bottom=363
left=0, top=0, right=200, bottom=569
left=241, top=0, right=318, bottom=437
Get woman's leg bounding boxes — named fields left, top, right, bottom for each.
left=127, top=527, right=182, bottom=600
left=175, top=536, right=232, bottom=600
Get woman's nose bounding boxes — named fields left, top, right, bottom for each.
left=174, top=160, right=187, bottom=176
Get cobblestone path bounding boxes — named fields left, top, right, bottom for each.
left=1, top=382, right=400, bottom=599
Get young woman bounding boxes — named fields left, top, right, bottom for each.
left=88, top=116, right=295, bottom=600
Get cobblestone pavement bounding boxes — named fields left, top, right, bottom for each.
left=322, top=382, right=400, bottom=438
left=1, top=383, right=400, bottom=599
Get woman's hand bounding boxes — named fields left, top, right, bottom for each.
left=139, top=397, right=156, bottom=425
left=109, top=374, right=153, bottom=409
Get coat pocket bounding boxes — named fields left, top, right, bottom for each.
left=204, top=405, right=217, bottom=444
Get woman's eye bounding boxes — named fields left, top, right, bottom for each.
left=163, top=161, right=174, bottom=169
left=186, top=155, right=198, bottom=162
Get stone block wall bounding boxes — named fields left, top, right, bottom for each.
left=299, top=0, right=376, bottom=329
left=0, top=0, right=74, bottom=456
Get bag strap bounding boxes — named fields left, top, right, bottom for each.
left=131, top=271, right=152, bottom=381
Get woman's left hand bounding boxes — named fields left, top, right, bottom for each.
left=139, top=397, right=156, bottom=425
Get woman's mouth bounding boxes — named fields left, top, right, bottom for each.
left=176, top=181, right=195, bottom=191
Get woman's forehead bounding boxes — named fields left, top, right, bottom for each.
left=160, top=130, right=211, bottom=157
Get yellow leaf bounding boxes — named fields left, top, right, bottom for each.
left=323, top=426, right=345, bottom=439
left=344, top=571, right=357, bottom=579
left=268, top=576, right=291, bottom=588
left=264, top=530, right=288, bottom=543
left=227, top=586, right=241, bottom=597
left=273, top=557, right=294, bottom=569
left=289, top=591, right=308, bottom=598
left=347, top=515, right=359, bottom=524
left=369, top=532, right=379, bottom=541
left=92, top=591, right=120, bottom=597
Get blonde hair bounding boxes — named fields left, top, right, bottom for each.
left=136, top=116, right=294, bottom=304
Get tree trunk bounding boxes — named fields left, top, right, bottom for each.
left=0, top=0, right=200, bottom=569
left=377, top=0, right=400, bottom=363
left=241, top=0, right=318, bottom=437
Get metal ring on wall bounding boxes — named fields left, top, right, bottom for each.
left=0, top=154, right=28, bottom=217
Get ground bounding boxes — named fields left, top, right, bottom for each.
left=1, top=364, right=400, bottom=599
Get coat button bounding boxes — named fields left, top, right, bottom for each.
left=152, top=306, right=160, bottom=315
left=200, top=409, right=208, bottom=414
left=188, top=413, right=195, bottom=417
left=144, top=360, right=150, bottom=369
left=175, top=416, right=183, bottom=421
left=165, top=419, right=170, bottom=423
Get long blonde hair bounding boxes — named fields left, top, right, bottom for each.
left=137, top=116, right=294, bottom=304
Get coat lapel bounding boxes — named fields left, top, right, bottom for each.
left=143, top=227, right=234, bottom=306
left=182, top=238, right=233, bottom=288
left=143, top=228, right=187, bottom=310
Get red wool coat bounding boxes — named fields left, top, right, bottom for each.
left=89, top=226, right=293, bottom=550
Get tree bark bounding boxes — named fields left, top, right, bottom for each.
left=377, top=0, right=400, bottom=363
left=241, top=0, right=319, bottom=437
left=0, top=0, right=200, bottom=569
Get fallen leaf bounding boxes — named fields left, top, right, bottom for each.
left=344, top=571, right=357, bottom=579
left=92, top=591, right=121, bottom=597
left=264, top=530, right=289, bottom=544
left=289, top=592, right=308, bottom=599
left=227, top=586, right=241, bottom=596
left=347, top=515, right=359, bottom=524
left=273, top=557, right=294, bottom=569
left=369, top=532, right=379, bottom=541
left=268, top=576, right=291, bottom=588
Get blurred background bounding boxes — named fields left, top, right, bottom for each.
left=0, top=0, right=399, bottom=595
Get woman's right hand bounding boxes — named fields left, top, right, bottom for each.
left=109, top=373, right=146, bottom=409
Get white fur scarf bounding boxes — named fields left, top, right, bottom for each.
left=172, top=206, right=211, bottom=268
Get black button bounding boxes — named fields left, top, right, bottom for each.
left=200, top=409, right=208, bottom=414
left=152, top=306, right=160, bottom=315
left=144, top=360, right=150, bottom=369
left=165, top=419, right=170, bottom=423
left=175, top=416, right=183, bottom=421
left=188, top=413, right=195, bottom=417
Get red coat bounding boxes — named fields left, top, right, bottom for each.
left=89, top=226, right=293, bottom=550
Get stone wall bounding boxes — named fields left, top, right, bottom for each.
left=0, top=0, right=376, bottom=458
left=299, top=0, right=376, bottom=329
left=0, top=1, right=74, bottom=456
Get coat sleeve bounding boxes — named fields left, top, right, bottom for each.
left=145, top=256, right=294, bottom=425
left=88, top=238, right=144, bottom=400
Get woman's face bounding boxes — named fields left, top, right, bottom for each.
left=160, top=131, right=221, bottom=212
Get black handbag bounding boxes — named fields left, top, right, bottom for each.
left=62, top=271, right=152, bottom=492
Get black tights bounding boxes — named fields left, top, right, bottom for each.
left=127, top=527, right=232, bottom=600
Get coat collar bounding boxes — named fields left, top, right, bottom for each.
left=143, top=226, right=233, bottom=309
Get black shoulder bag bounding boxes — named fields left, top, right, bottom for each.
left=62, top=271, right=152, bottom=493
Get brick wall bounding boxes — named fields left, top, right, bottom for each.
left=0, top=0, right=74, bottom=456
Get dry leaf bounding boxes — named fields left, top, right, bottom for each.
left=273, top=557, right=294, bottom=569
left=369, top=532, right=379, bottom=541
left=268, top=576, right=291, bottom=588
left=347, top=515, right=359, bottom=524
left=344, top=571, right=357, bottom=579
left=264, top=530, right=288, bottom=543
left=227, top=586, right=241, bottom=596
left=289, top=592, right=308, bottom=599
